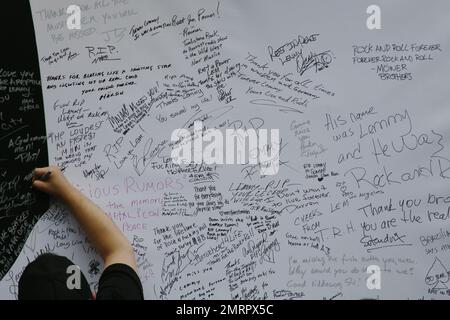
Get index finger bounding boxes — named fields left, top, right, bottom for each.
left=32, top=167, right=50, bottom=180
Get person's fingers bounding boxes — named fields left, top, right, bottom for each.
left=32, top=167, right=49, bottom=178
left=32, top=180, right=50, bottom=193
left=48, top=165, right=60, bottom=173
left=32, top=168, right=46, bottom=183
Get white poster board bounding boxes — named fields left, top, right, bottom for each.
left=1, top=0, right=450, bottom=299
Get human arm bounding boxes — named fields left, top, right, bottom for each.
left=32, top=166, right=137, bottom=271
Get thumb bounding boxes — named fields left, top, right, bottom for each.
left=33, top=167, right=49, bottom=178
left=32, top=180, right=51, bottom=194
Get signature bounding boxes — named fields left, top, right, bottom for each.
left=183, top=105, right=234, bottom=129
left=268, top=34, right=320, bottom=62
left=249, top=99, right=303, bottom=114
left=130, top=138, right=167, bottom=176
left=273, top=289, right=305, bottom=300
left=242, top=232, right=281, bottom=265
left=82, top=163, right=109, bottom=181
left=297, top=50, right=333, bottom=76
left=158, top=244, right=204, bottom=299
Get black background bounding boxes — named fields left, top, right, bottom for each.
left=0, top=0, right=49, bottom=280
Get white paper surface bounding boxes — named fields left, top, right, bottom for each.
left=1, top=0, right=449, bottom=299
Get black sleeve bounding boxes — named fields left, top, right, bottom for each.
left=96, top=264, right=144, bottom=300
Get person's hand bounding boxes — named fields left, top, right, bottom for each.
left=32, top=166, right=75, bottom=200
